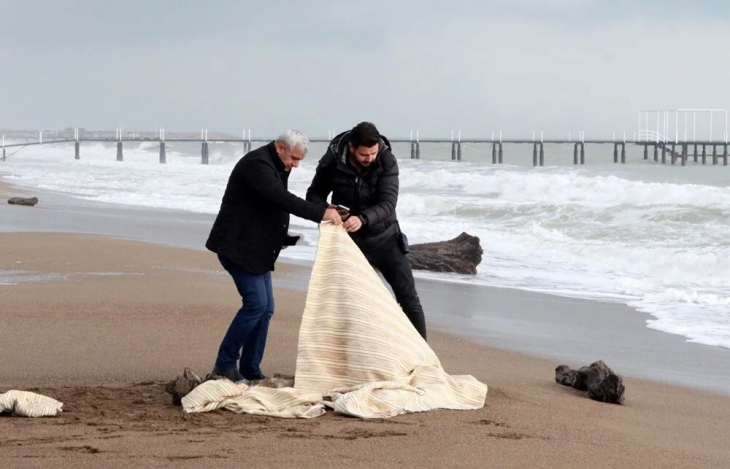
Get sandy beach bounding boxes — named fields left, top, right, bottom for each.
left=1, top=239, right=730, bottom=466
left=2, top=180, right=730, bottom=467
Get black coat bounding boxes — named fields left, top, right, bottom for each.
left=206, top=142, right=326, bottom=274
left=306, top=131, right=400, bottom=251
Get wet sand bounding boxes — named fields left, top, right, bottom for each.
left=1, top=233, right=730, bottom=468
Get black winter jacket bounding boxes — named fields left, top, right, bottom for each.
left=206, top=142, right=326, bottom=274
left=306, top=131, right=400, bottom=251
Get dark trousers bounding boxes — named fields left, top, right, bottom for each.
left=364, top=235, right=428, bottom=341
left=214, top=255, right=274, bottom=379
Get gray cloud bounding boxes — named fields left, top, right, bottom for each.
left=1, top=1, right=729, bottom=140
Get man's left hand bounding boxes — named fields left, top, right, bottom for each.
left=329, top=204, right=350, bottom=220
left=344, top=215, right=363, bottom=233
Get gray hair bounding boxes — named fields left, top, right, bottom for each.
left=275, top=129, right=309, bottom=154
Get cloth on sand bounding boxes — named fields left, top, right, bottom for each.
left=0, top=390, right=64, bottom=417
left=182, top=380, right=325, bottom=419
left=184, top=223, right=487, bottom=418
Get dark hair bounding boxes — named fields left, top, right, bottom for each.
left=350, top=122, right=380, bottom=149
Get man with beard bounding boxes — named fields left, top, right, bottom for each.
left=306, top=122, right=427, bottom=340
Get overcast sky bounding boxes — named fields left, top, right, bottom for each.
left=2, top=0, right=729, bottom=139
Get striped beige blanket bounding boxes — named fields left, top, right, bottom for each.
left=0, top=390, right=64, bottom=417
left=184, top=223, right=487, bottom=419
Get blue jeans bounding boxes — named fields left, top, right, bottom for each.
left=214, top=255, right=274, bottom=379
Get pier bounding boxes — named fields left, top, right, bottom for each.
left=2, top=112, right=728, bottom=167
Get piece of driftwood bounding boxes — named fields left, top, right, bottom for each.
left=7, top=197, right=39, bottom=206
left=555, top=360, right=625, bottom=405
left=409, top=232, right=483, bottom=275
left=165, top=369, right=296, bottom=406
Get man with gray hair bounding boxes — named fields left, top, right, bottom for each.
left=206, top=129, right=342, bottom=382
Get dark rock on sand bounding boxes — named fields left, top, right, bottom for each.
left=165, top=368, right=202, bottom=406
left=555, top=360, right=625, bottom=405
left=409, top=232, right=483, bottom=275
left=7, top=197, right=39, bottom=207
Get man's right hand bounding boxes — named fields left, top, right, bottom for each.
left=323, top=207, right=343, bottom=225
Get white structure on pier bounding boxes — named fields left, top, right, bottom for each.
left=638, top=109, right=728, bottom=143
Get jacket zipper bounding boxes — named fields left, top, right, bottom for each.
left=354, top=176, right=361, bottom=213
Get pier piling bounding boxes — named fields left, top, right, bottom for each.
left=202, top=142, right=209, bottom=165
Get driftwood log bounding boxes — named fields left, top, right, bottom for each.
left=555, top=360, right=625, bottom=405
left=7, top=197, right=39, bottom=207
left=408, top=232, right=483, bottom=275
left=164, top=368, right=295, bottom=406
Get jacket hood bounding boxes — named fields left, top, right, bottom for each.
left=328, top=131, right=392, bottom=166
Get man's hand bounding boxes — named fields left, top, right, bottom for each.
left=323, top=207, right=343, bottom=225
left=344, top=215, right=363, bottom=233
left=328, top=204, right=350, bottom=220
